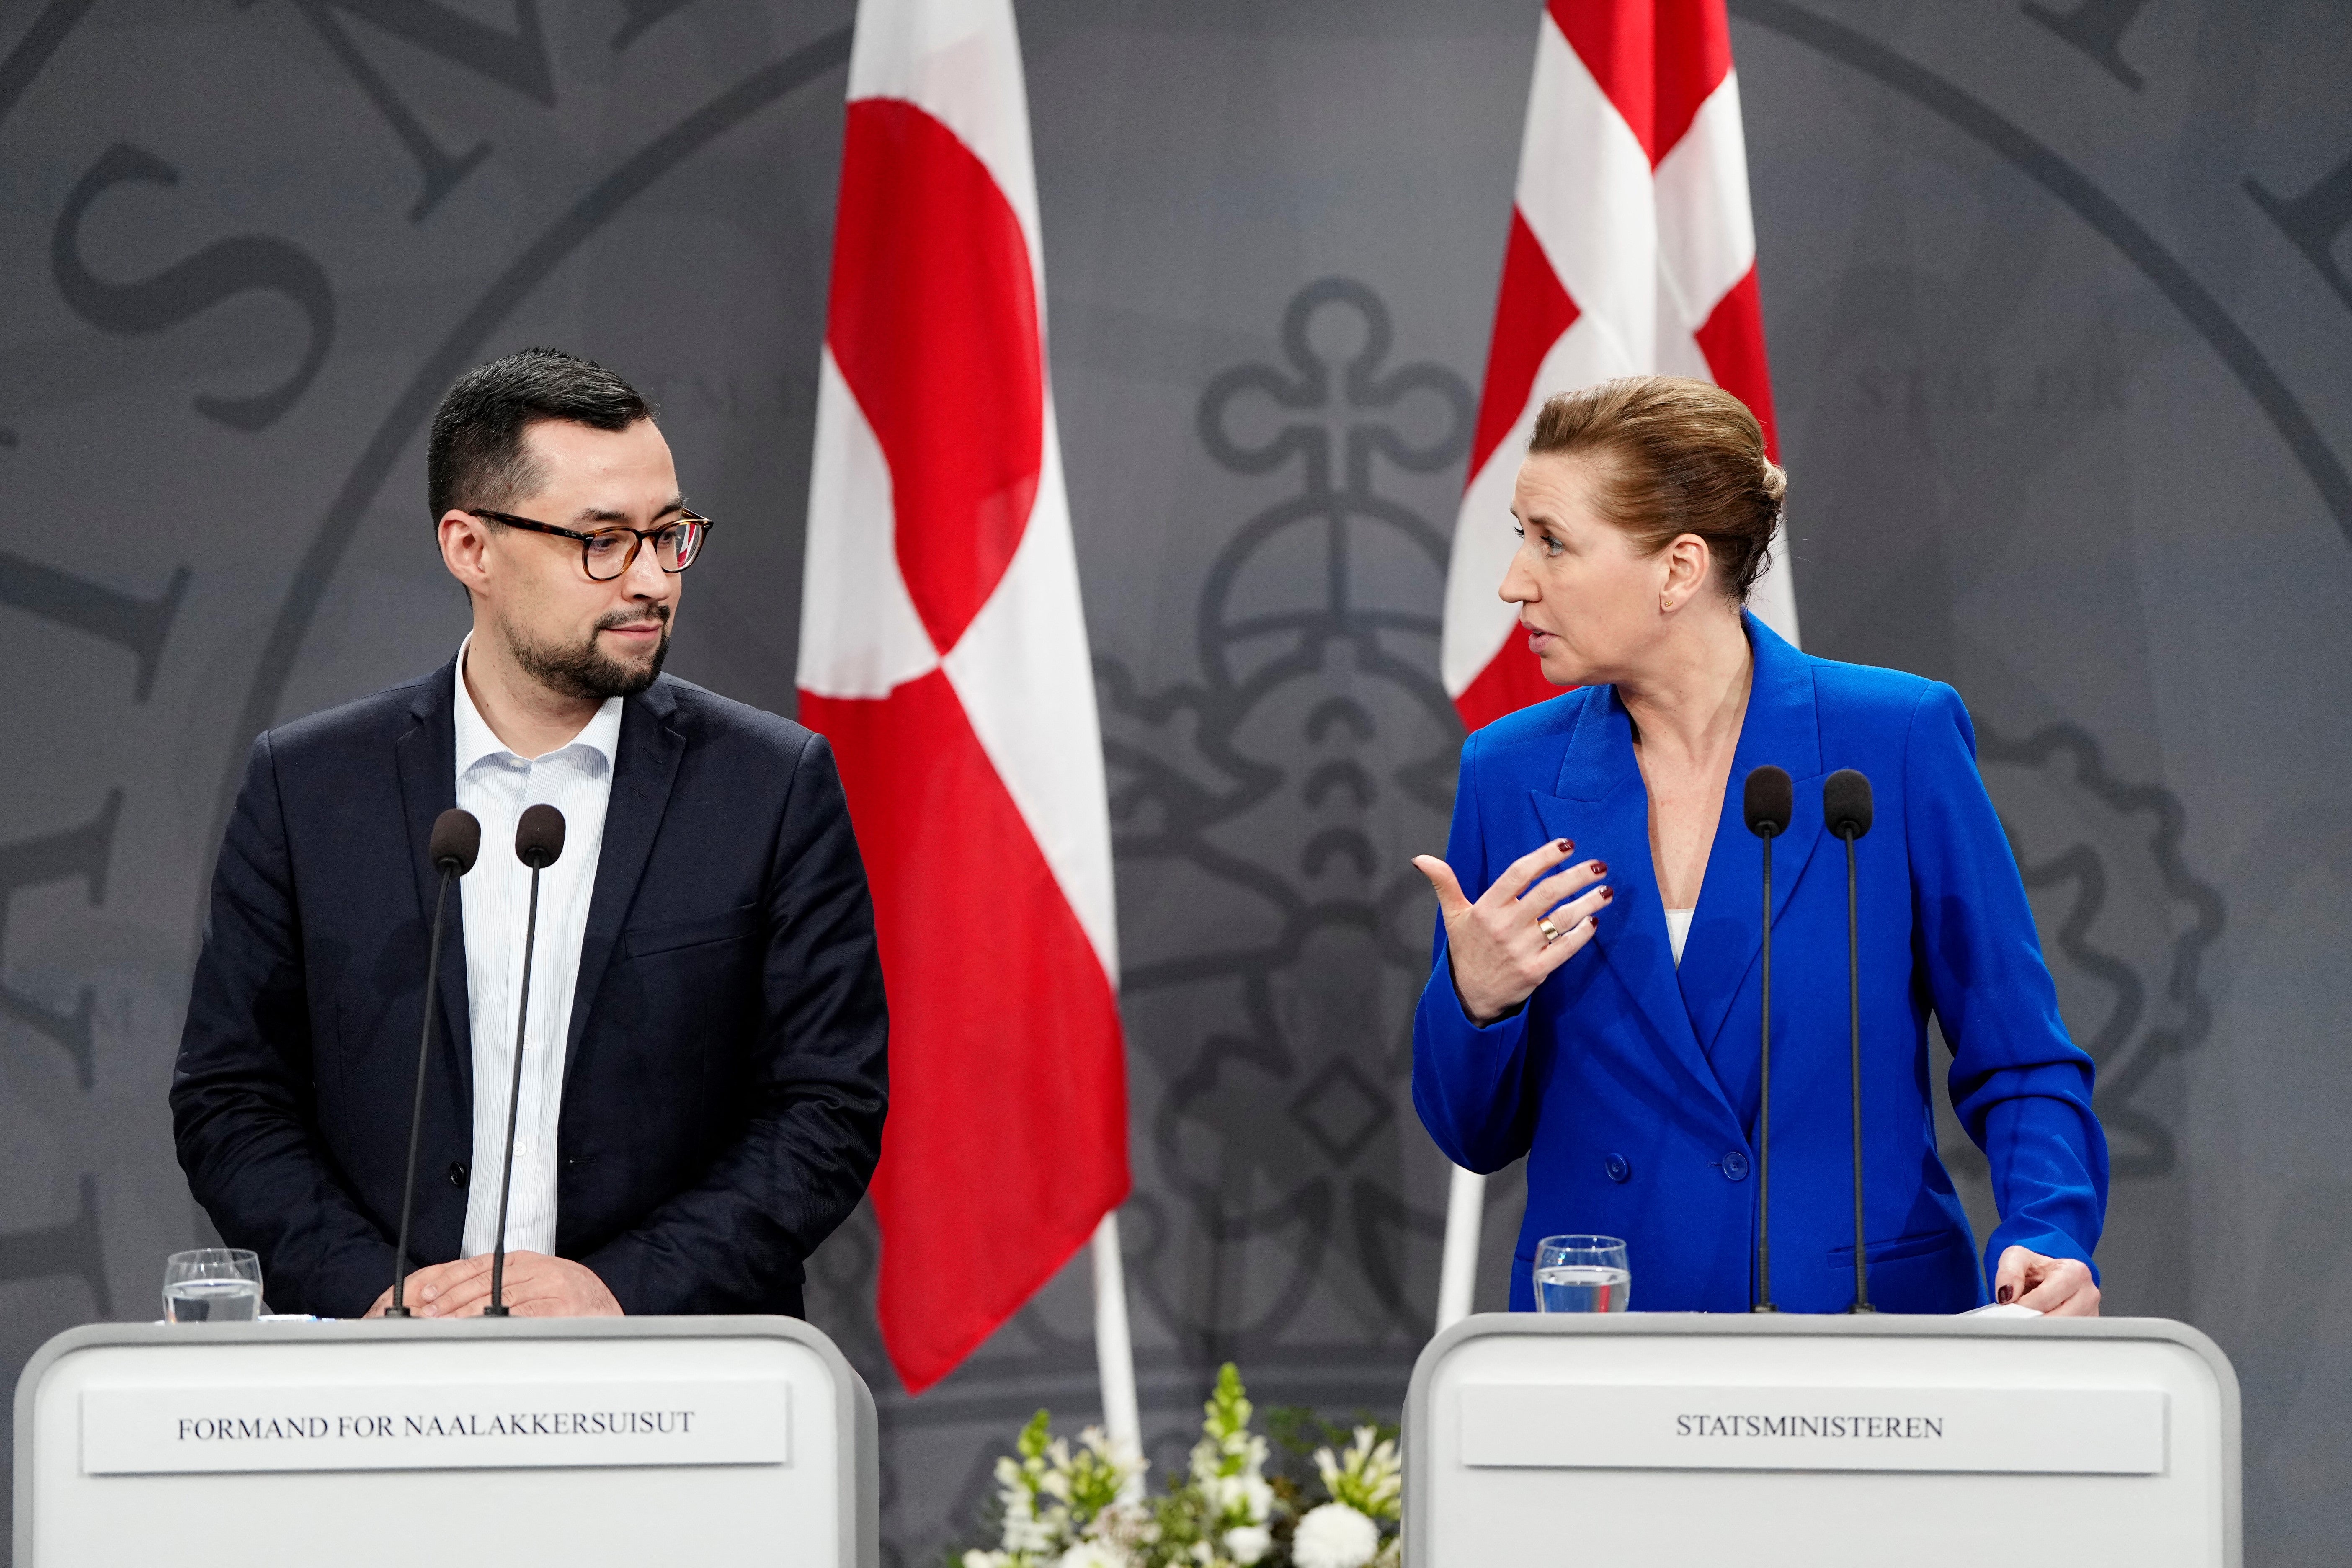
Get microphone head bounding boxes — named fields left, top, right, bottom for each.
left=514, top=803, right=566, bottom=869
left=428, top=808, right=481, bottom=874
left=1824, top=769, right=1874, bottom=840
left=1743, top=765, right=1794, bottom=838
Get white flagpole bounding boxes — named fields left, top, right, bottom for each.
left=1435, top=1164, right=1485, bottom=1331
left=1091, top=1210, right=1143, bottom=1495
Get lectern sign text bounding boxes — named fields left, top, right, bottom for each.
left=1460, top=1384, right=2166, bottom=1474
left=80, top=1378, right=792, bottom=1475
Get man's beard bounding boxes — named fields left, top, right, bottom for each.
left=502, top=605, right=672, bottom=701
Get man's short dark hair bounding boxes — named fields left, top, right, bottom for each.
left=427, top=348, right=654, bottom=521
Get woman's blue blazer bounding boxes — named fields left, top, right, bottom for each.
left=1413, top=613, right=2108, bottom=1314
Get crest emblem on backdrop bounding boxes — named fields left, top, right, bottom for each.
left=1098, top=278, right=1474, bottom=1351
left=1972, top=723, right=2224, bottom=1181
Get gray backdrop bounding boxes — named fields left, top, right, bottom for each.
left=4, top=1, right=2348, bottom=1563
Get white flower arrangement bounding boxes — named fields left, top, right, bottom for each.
left=960, top=1411, right=1150, bottom=1568
left=957, top=1367, right=1400, bottom=1568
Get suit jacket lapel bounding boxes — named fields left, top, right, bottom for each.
left=392, top=659, right=473, bottom=1112
left=563, top=678, right=686, bottom=1088
left=1531, top=690, right=1737, bottom=1131
left=1677, top=612, right=1829, bottom=1063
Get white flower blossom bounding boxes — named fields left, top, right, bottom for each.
left=1200, top=1471, right=1272, bottom=1524
left=1222, top=1524, right=1274, bottom=1565
left=1205, top=1473, right=1263, bottom=1518
left=1054, top=1542, right=1134, bottom=1568
left=1086, top=1500, right=1158, bottom=1560
left=1082, top=1426, right=1147, bottom=1483
left=1038, top=1441, right=1076, bottom=1502
left=1312, top=1427, right=1402, bottom=1524
left=1000, top=1474, right=1057, bottom=1558
left=1292, top=1503, right=1382, bottom=1568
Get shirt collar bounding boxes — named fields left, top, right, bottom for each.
left=454, top=633, right=625, bottom=773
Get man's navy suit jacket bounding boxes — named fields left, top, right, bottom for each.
left=172, top=658, right=890, bottom=1318
left=1414, top=613, right=2108, bottom=1314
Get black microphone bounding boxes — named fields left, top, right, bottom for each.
left=385, top=808, right=480, bottom=1318
left=1741, top=765, right=1792, bottom=1313
left=1824, top=768, right=1876, bottom=1314
left=486, top=803, right=565, bottom=1318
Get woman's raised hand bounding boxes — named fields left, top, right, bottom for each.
left=1411, top=838, right=1612, bottom=1024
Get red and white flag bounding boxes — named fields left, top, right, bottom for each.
left=1435, top=0, right=1795, bottom=1331
left=1442, top=0, right=1796, bottom=733
left=798, top=0, right=1130, bottom=1394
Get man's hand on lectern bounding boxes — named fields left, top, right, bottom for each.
left=363, top=1252, right=623, bottom=1318
left=1993, top=1246, right=2100, bottom=1316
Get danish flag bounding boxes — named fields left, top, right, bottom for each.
left=798, top=0, right=1129, bottom=1393
left=1442, top=0, right=1797, bottom=731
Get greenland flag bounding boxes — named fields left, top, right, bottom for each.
left=1443, top=0, right=1797, bottom=732
left=798, top=0, right=1129, bottom=1393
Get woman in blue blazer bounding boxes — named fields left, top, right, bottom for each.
left=1413, top=377, right=2107, bottom=1316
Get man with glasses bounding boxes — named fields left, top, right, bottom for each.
left=172, top=348, right=889, bottom=1319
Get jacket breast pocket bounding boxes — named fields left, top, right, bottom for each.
left=619, top=903, right=762, bottom=960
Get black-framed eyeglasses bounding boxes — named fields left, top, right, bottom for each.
left=468, top=508, right=714, bottom=580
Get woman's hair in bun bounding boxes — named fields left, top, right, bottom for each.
left=1527, top=375, right=1784, bottom=602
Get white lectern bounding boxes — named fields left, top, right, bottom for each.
left=14, top=1315, right=877, bottom=1567
left=1406, top=1313, right=2239, bottom=1567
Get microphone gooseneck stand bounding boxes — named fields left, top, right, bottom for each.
left=1825, top=769, right=1877, bottom=1313
left=1742, top=766, right=1793, bottom=1314
left=1756, top=827, right=1775, bottom=1313
left=385, top=808, right=481, bottom=1318
left=486, top=803, right=566, bottom=1318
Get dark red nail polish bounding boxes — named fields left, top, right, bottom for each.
left=1600, top=887, right=1613, bottom=901
left=1591, top=861, right=1607, bottom=875
left=1556, top=838, right=1572, bottom=852
left=1997, top=1285, right=2013, bottom=1304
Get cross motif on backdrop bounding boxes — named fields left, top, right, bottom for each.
left=1097, top=277, right=1476, bottom=1364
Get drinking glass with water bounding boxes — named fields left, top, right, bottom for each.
left=1533, top=1234, right=1630, bottom=1312
left=162, top=1248, right=263, bottom=1323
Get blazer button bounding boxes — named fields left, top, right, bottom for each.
left=1720, top=1151, right=1751, bottom=1181
left=446, top=1161, right=469, bottom=1189
left=1604, top=1153, right=1632, bottom=1183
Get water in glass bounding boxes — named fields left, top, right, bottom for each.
left=1533, top=1234, right=1630, bottom=1313
left=165, top=1278, right=262, bottom=1322
left=162, top=1248, right=263, bottom=1323
left=1534, top=1264, right=1631, bottom=1312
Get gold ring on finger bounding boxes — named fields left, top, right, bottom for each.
left=1537, top=916, right=1563, bottom=946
